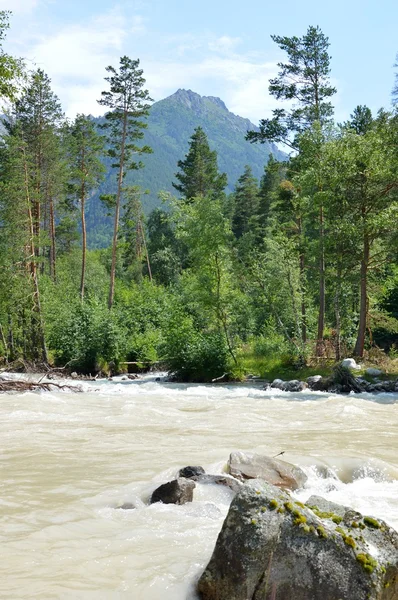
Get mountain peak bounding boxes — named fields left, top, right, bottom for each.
left=171, top=88, right=203, bottom=107
left=205, top=96, right=227, bottom=111
left=170, top=89, right=227, bottom=112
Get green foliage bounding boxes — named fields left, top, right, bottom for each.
left=98, top=56, right=152, bottom=172
left=231, top=165, right=259, bottom=244
left=161, top=314, right=229, bottom=382
left=85, top=90, right=284, bottom=247
left=247, top=25, right=336, bottom=148
left=173, top=126, right=227, bottom=200
left=0, top=11, right=24, bottom=101
left=48, top=299, right=126, bottom=373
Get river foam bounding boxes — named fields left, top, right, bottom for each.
left=0, top=374, right=397, bottom=599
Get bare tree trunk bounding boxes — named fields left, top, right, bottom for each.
left=80, top=180, right=87, bottom=301
left=354, top=231, right=369, bottom=357
left=296, top=215, right=307, bottom=344
left=316, top=204, right=325, bottom=356
left=215, top=252, right=237, bottom=365
left=299, top=252, right=307, bottom=344
left=22, top=147, right=48, bottom=363
left=0, top=322, right=8, bottom=362
left=140, top=219, right=152, bottom=282
left=108, top=111, right=127, bottom=310
left=334, top=264, right=342, bottom=361
left=49, top=197, right=56, bottom=282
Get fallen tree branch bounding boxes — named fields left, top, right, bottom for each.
left=0, top=378, right=82, bottom=393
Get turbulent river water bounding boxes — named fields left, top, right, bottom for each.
left=1, top=373, right=398, bottom=599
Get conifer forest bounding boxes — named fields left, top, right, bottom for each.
left=1, top=14, right=398, bottom=382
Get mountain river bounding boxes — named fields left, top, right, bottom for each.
left=1, top=373, right=397, bottom=599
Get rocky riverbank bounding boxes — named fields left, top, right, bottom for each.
left=141, top=450, right=398, bottom=599
left=265, top=360, right=398, bottom=394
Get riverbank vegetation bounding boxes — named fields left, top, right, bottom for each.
left=0, top=14, right=397, bottom=381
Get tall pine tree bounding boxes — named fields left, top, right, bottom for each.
left=98, top=56, right=152, bottom=309
left=66, top=114, right=105, bottom=300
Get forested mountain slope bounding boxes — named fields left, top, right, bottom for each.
left=86, top=89, right=284, bottom=247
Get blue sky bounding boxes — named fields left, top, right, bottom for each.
left=2, top=0, right=397, bottom=125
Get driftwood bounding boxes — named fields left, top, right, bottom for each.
left=0, top=378, right=81, bottom=393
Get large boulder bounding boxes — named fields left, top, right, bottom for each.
left=270, top=379, right=308, bottom=392
left=341, top=358, right=361, bottom=370
left=178, top=465, right=242, bottom=493
left=228, top=451, right=307, bottom=491
left=197, top=481, right=398, bottom=600
left=150, top=478, right=195, bottom=505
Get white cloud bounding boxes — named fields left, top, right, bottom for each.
left=208, top=35, right=242, bottom=55
left=131, top=15, right=147, bottom=35
left=145, top=55, right=280, bottom=123
left=0, top=0, right=40, bottom=14
left=25, top=9, right=131, bottom=117
left=16, top=10, right=281, bottom=123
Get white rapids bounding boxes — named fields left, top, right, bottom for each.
left=0, top=373, right=397, bottom=599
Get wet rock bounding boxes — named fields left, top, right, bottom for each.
left=312, top=365, right=363, bottom=394
left=305, top=495, right=348, bottom=518
left=197, top=474, right=243, bottom=494
left=150, top=478, right=195, bottom=505
left=178, top=465, right=206, bottom=479
left=228, top=451, right=307, bottom=491
left=197, top=481, right=398, bottom=600
left=307, top=375, right=323, bottom=388
left=285, top=379, right=307, bottom=392
left=270, top=378, right=285, bottom=390
left=71, top=371, right=78, bottom=379
left=179, top=466, right=242, bottom=493
left=270, top=379, right=308, bottom=392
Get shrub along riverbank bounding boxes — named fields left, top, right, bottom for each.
left=1, top=18, right=398, bottom=379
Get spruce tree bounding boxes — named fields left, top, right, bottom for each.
left=173, top=126, right=227, bottom=201
left=344, top=105, right=373, bottom=135
left=257, top=155, right=283, bottom=241
left=98, top=56, right=152, bottom=309
left=231, top=165, right=259, bottom=240
left=120, top=185, right=151, bottom=283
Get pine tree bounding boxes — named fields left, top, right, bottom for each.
left=247, top=25, right=336, bottom=148
left=0, top=130, right=48, bottom=362
left=98, top=56, right=152, bottom=309
left=66, top=114, right=105, bottom=300
left=173, top=126, right=227, bottom=201
left=11, top=69, right=64, bottom=280
left=247, top=26, right=336, bottom=356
